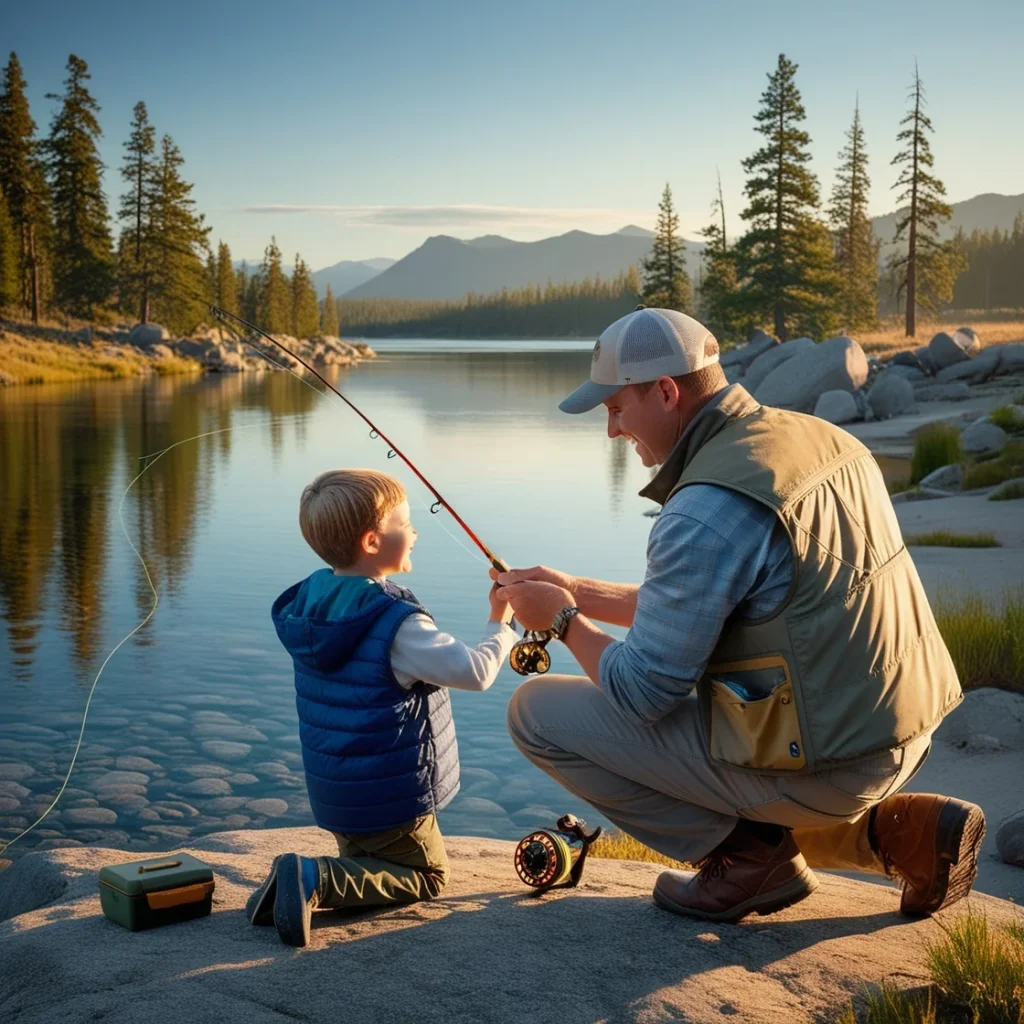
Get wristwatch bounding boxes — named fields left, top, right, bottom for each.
left=550, top=606, right=581, bottom=641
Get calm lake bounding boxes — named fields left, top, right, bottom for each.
left=0, top=342, right=913, bottom=862
left=0, top=342, right=662, bottom=861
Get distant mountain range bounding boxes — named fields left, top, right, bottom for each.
left=280, top=191, right=1022, bottom=304
left=312, top=257, right=395, bottom=298
left=340, top=227, right=705, bottom=301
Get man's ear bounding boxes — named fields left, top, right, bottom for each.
left=657, top=375, right=682, bottom=408
left=360, top=529, right=380, bottom=556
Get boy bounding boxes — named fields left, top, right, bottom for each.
left=247, top=469, right=517, bottom=947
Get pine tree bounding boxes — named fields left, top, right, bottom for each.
left=641, top=184, right=692, bottom=312
left=734, top=53, right=840, bottom=340
left=290, top=254, right=320, bottom=337
left=0, top=52, right=52, bottom=322
left=0, top=186, right=20, bottom=308
left=321, top=282, right=339, bottom=335
left=889, top=65, right=962, bottom=336
left=117, top=100, right=157, bottom=323
left=235, top=260, right=251, bottom=318
left=699, top=171, right=743, bottom=341
left=147, top=134, right=210, bottom=332
left=829, top=101, right=879, bottom=331
left=258, top=237, right=289, bottom=333
left=214, top=241, right=237, bottom=314
left=44, top=54, right=114, bottom=318
left=244, top=272, right=259, bottom=323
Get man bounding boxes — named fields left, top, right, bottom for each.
left=494, top=306, right=985, bottom=924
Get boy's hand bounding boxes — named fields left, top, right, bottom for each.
left=488, top=565, right=576, bottom=595
left=488, top=582, right=515, bottom=625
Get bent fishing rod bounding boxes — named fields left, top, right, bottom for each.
left=209, top=305, right=509, bottom=574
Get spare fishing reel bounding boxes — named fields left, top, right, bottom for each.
left=509, top=629, right=555, bottom=676
left=514, top=814, right=602, bottom=896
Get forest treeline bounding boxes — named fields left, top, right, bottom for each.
left=0, top=51, right=1018, bottom=343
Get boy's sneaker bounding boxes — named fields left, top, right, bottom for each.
left=246, top=854, right=283, bottom=926
left=274, top=853, right=321, bottom=947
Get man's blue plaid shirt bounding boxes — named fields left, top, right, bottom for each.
left=598, top=397, right=794, bottom=726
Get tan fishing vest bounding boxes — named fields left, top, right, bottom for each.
left=641, top=385, right=962, bottom=775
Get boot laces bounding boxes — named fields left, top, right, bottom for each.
left=696, top=850, right=734, bottom=888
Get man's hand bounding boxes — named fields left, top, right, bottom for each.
left=494, top=580, right=575, bottom=633
left=489, top=564, right=577, bottom=594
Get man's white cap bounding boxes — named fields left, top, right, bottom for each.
left=559, top=306, right=720, bottom=414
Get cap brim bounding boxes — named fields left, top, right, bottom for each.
left=558, top=380, right=622, bottom=414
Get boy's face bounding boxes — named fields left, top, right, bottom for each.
left=370, top=500, right=417, bottom=575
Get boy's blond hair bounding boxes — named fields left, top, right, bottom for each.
left=299, top=469, right=407, bottom=568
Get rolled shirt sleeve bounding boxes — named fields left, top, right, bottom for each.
left=597, top=484, right=792, bottom=726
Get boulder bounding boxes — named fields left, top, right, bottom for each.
left=148, top=344, right=175, bottom=361
left=1, top=828, right=1019, bottom=1024
left=867, top=371, right=916, bottom=419
left=913, top=346, right=938, bottom=376
left=935, top=345, right=1002, bottom=384
left=72, top=326, right=92, bottom=343
left=742, top=336, right=816, bottom=393
left=990, top=477, right=1024, bottom=500
left=813, top=389, right=859, bottom=424
left=755, top=335, right=868, bottom=413
left=960, top=421, right=1008, bottom=454
left=997, top=343, right=1024, bottom=374
left=721, top=329, right=778, bottom=371
left=996, top=808, right=1024, bottom=867
left=954, top=326, right=982, bottom=354
left=928, top=331, right=976, bottom=371
left=884, top=364, right=927, bottom=383
left=919, top=463, right=963, bottom=492
left=128, top=323, right=170, bottom=351
left=913, top=381, right=972, bottom=403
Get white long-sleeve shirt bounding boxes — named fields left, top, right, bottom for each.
left=390, top=615, right=519, bottom=691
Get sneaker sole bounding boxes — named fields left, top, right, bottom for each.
left=245, top=854, right=282, bottom=926
left=901, top=800, right=986, bottom=917
left=653, top=868, right=819, bottom=924
left=274, top=853, right=312, bottom=947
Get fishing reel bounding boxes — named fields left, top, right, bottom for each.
left=509, top=630, right=555, bottom=676
left=514, top=814, right=602, bottom=896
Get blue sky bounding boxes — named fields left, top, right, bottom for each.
left=8, top=0, right=1023, bottom=269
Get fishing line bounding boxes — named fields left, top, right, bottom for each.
left=0, top=314, right=504, bottom=855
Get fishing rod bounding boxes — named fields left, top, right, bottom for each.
left=209, top=305, right=510, bottom=575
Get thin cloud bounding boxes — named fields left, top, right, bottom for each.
left=242, top=203, right=663, bottom=232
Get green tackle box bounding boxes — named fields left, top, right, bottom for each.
left=99, top=852, right=215, bottom=931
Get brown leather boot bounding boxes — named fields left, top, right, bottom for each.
left=871, top=793, right=986, bottom=917
left=653, top=826, right=818, bottom=924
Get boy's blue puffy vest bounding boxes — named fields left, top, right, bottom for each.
left=271, top=570, right=460, bottom=834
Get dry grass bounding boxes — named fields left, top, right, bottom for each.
left=589, top=829, right=690, bottom=869
left=905, top=531, right=1000, bottom=548
left=857, top=316, right=1024, bottom=359
left=0, top=329, right=197, bottom=385
left=934, top=587, right=1024, bottom=693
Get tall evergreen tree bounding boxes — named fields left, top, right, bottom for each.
left=117, top=100, right=157, bottom=323
left=0, top=187, right=20, bottom=308
left=734, top=54, right=839, bottom=340
left=44, top=54, right=114, bottom=317
left=829, top=101, right=879, bottom=330
left=321, top=283, right=339, bottom=335
left=214, top=241, right=237, bottom=314
left=147, top=134, right=210, bottom=332
left=290, top=254, right=320, bottom=337
left=889, top=65, right=961, bottom=336
left=0, top=52, right=52, bottom=322
left=236, top=260, right=251, bottom=318
left=699, top=171, right=743, bottom=341
left=641, top=184, right=691, bottom=312
left=258, top=237, right=289, bottom=332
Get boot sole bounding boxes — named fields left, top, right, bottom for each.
left=901, top=800, right=986, bottom=917
left=245, top=854, right=282, bottom=926
left=653, top=867, right=819, bottom=924
left=274, top=853, right=313, bottom=947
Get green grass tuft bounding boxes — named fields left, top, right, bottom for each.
left=911, top=424, right=963, bottom=485
left=990, top=480, right=1024, bottom=501
left=964, top=441, right=1024, bottom=490
left=926, top=911, right=1024, bottom=1024
left=989, top=406, right=1024, bottom=435
left=934, top=588, right=1024, bottom=693
left=906, top=532, right=1001, bottom=548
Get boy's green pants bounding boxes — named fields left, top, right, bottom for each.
left=316, top=813, right=449, bottom=910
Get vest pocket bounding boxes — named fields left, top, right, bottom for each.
left=707, top=656, right=806, bottom=772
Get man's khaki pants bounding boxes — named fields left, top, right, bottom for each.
left=316, top=813, right=449, bottom=910
left=507, top=676, right=932, bottom=871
